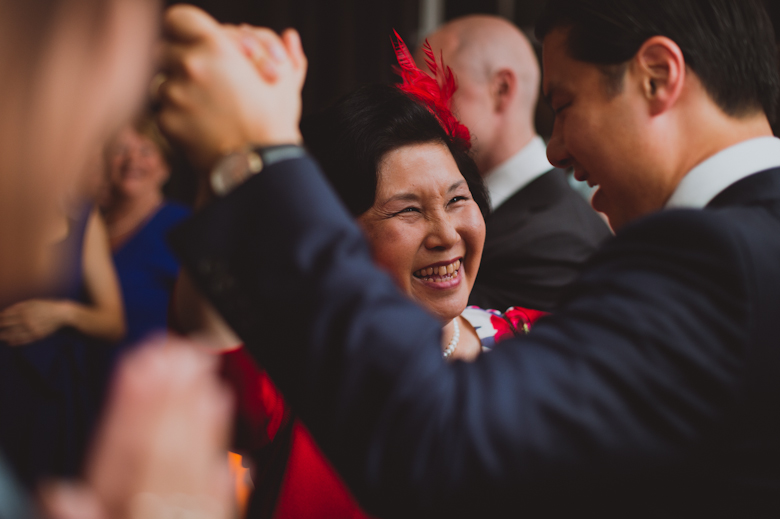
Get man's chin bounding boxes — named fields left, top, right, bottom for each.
left=591, top=190, right=623, bottom=232
left=591, top=187, right=609, bottom=214
left=596, top=203, right=644, bottom=233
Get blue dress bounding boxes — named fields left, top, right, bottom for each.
left=111, top=202, right=190, bottom=354
left=0, top=206, right=103, bottom=487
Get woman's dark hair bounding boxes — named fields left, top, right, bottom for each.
left=535, top=0, right=780, bottom=123
left=301, top=84, right=490, bottom=219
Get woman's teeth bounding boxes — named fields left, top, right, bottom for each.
left=413, top=259, right=461, bottom=281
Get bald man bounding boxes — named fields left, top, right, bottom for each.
left=421, top=15, right=611, bottom=312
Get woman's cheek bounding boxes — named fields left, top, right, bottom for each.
left=464, top=206, right=486, bottom=249
left=463, top=206, right=486, bottom=276
left=363, top=222, right=415, bottom=291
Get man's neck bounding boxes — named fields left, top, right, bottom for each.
left=673, top=109, right=773, bottom=192
left=477, top=125, right=536, bottom=176
left=482, top=136, right=552, bottom=210
left=666, top=135, right=780, bottom=210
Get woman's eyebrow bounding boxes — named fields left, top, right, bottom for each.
left=379, top=181, right=465, bottom=205
left=448, top=180, right=466, bottom=192
left=380, top=192, right=420, bottom=205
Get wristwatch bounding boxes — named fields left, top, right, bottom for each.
left=209, top=144, right=307, bottom=196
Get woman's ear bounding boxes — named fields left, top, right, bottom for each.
left=635, top=35, right=685, bottom=116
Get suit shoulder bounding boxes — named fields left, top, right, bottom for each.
left=588, top=209, right=749, bottom=289
left=611, top=208, right=744, bottom=251
left=486, top=170, right=611, bottom=246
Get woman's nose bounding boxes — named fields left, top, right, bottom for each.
left=127, top=146, right=143, bottom=163
left=425, top=214, right=460, bottom=250
left=546, top=128, right=572, bottom=169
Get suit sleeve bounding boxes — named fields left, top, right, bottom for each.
left=169, top=156, right=749, bottom=518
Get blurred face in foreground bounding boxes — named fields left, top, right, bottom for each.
left=358, top=142, right=486, bottom=322
left=37, top=0, right=160, bottom=201
left=0, top=0, right=159, bottom=299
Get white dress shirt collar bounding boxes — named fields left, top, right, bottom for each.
left=666, top=136, right=780, bottom=209
left=483, top=136, right=553, bottom=210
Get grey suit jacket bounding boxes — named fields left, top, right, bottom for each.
left=470, top=168, right=611, bottom=312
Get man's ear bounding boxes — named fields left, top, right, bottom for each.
left=635, top=35, right=685, bottom=116
left=490, top=68, right=516, bottom=113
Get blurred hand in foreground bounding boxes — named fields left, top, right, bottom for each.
left=43, top=337, right=234, bottom=519
left=158, top=5, right=307, bottom=171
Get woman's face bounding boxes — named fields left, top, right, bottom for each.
left=358, top=142, right=485, bottom=322
left=106, top=127, right=170, bottom=200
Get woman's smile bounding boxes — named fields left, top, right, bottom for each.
left=413, top=257, right=463, bottom=289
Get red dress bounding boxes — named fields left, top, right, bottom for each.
left=221, top=306, right=546, bottom=519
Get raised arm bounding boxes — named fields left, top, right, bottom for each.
left=159, top=7, right=749, bottom=517
left=169, top=159, right=748, bottom=518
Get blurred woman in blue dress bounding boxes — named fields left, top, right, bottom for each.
left=101, top=115, right=191, bottom=354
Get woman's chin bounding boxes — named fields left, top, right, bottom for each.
left=405, top=267, right=475, bottom=321
left=414, top=292, right=469, bottom=323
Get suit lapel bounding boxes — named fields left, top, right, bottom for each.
left=487, top=168, right=568, bottom=228
left=706, top=167, right=780, bottom=209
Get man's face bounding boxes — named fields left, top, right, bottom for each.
left=542, top=28, right=672, bottom=230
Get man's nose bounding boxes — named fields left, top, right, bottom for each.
left=546, top=129, right=572, bottom=169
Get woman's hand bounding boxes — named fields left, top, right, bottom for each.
left=0, top=298, right=70, bottom=346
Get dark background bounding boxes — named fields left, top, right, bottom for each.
left=168, top=0, right=780, bottom=133
left=164, top=0, right=550, bottom=122
left=161, top=0, right=780, bottom=203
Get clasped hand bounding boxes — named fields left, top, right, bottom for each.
left=157, top=5, right=307, bottom=171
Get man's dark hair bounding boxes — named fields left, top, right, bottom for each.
left=301, top=84, right=490, bottom=219
left=535, top=0, right=780, bottom=122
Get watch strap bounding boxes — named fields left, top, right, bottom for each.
left=210, top=144, right=307, bottom=197
left=256, top=144, right=307, bottom=168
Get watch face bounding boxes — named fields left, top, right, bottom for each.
left=210, top=150, right=263, bottom=196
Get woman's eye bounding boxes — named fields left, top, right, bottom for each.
left=449, top=196, right=468, bottom=204
left=395, top=207, right=420, bottom=215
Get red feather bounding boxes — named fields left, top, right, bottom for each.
left=391, top=30, right=472, bottom=149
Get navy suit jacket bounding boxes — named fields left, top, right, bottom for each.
left=169, top=156, right=780, bottom=518
left=469, top=168, right=611, bottom=312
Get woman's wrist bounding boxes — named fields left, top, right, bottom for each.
left=53, top=299, right=77, bottom=329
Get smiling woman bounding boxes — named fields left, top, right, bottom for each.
left=301, top=81, right=548, bottom=361
left=305, top=84, right=495, bottom=360
left=100, top=115, right=191, bottom=354
left=360, top=141, right=485, bottom=341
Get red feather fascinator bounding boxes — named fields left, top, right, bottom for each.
left=391, top=30, right=472, bottom=149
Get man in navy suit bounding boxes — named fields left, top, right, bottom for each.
left=421, top=15, right=611, bottom=312
left=161, top=0, right=780, bottom=516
